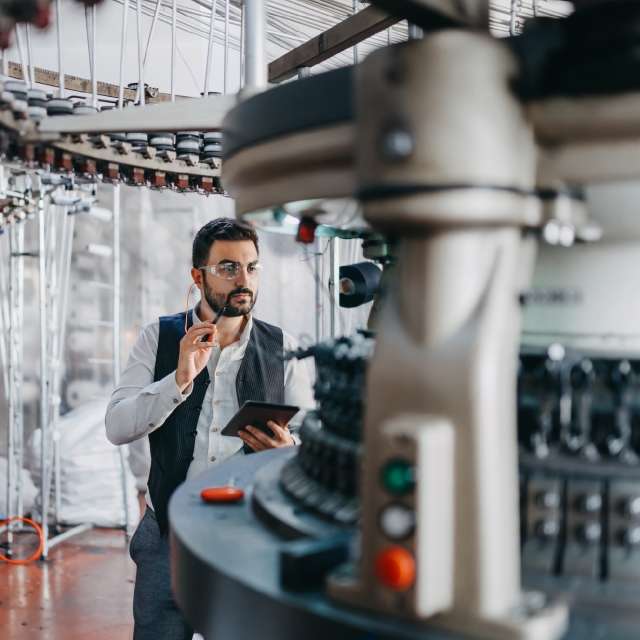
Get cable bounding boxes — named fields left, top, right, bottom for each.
left=136, top=0, right=145, bottom=105
left=55, top=0, right=65, bottom=98
left=223, top=0, right=230, bottom=94
left=25, top=24, right=34, bottom=89
left=0, top=517, right=45, bottom=565
left=203, top=0, right=219, bottom=95
left=14, top=26, right=29, bottom=87
left=118, top=0, right=130, bottom=109
left=171, top=0, right=177, bottom=101
left=143, top=0, right=163, bottom=67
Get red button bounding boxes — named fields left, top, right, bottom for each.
left=375, top=546, right=416, bottom=591
left=200, top=486, right=245, bottom=503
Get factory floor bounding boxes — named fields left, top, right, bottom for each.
left=1, top=524, right=136, bottom=640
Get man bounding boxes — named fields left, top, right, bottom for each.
left=106, top=217, right=313, bottom=640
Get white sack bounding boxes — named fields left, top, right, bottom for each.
left=27, top=396, right=139, bottom=528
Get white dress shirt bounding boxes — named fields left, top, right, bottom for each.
left=105, top=309, right=314, bottom=509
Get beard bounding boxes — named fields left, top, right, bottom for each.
left=203, top=282, right=257, bottom=317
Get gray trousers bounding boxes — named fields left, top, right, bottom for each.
left=130, top=507, right=193, bottom=640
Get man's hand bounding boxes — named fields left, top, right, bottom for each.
left=238, top=420, right=295, bottom=452
left=175, top=323, right=217, bottom=393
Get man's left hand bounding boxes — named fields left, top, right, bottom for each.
left=238, top=420, right=295, bottom=452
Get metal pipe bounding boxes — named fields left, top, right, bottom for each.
left=52, top=206, right=74, bottom=525
left=239, top=1, right=245, bottom=89
left=223, top=0, right=230, bottom=93
left=328, top=237, right=340, bottom=337
left=37, top=194, right=49, bottom=559
left=14, top=27, right=29, bottom=87
left=243, top=0, right=267, bottom=93
left=352, top=0, right=358, bottom=64
left=112, top=185, right=122, bottom=392
left=6, top=224, right=18, bottom=550
left=85, top=7, right=93, bottom=84
left=55, top=0, right=65, bottom=97
left=314, top=239, right=322, bottom=342
left=136, top=0, right=145, bottom=105
left=118, top=0, right=130, bottom=109
left=14, top=223, right=24, bottom=522
left=0, top=226, right=10, bottom=399
left=112, top=184, right=130, bottom=538
left=203, top=0, right=218, bottom=96
left=171, top=0, right=177, bottom=101
left=143, top=0, right=163, bottom=67
left=91, top=5, right=98, bottom=107
left=25, top=24, right=34, bottom=88
left=47, top=523, right=93, bottom=550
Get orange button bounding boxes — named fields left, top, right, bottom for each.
left=375, top=546, right=416, bottom=591
left=200, top=486, right=245, bottom=504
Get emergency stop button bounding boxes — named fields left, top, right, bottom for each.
left=200, top=486, right=245, bottom=503
left=375, top=546, right=415, bottom=591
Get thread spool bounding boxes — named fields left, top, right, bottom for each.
left=73, top=102, right=98, bottom=116
left=27, top=88, right=48, bottom=121
left=339, top=262, right=382, bottom=308
left=176, top=132, right=202, bottom=157
left=46, top=97, right=74, bottom=116
left=4, top=80, right=28, bottom=101
left=126, top=132, right=148, bottom=150
left=149, top=132, right=176, bottom=152
left=201, top=132, right=222, bottom=160
left=5, top=80, right=28, bottom=117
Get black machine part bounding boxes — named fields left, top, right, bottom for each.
left=339, top=261, right=382, bottom=308
left=170, top=449, right=640, bottom=640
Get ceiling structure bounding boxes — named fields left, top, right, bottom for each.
left=110, top=0, right=574, bottom=82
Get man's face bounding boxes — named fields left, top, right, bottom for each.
left=195, top=239, right=260, bottom=318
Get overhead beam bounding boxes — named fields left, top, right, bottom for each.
left=268, top=6, right=400, bottom=84
left=6, top=61, right=171, bottom=104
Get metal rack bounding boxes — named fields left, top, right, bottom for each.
left=1, top=173, right=131, bottom=559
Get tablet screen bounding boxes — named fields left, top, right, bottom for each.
left=221, top=401, right=300, bottom=438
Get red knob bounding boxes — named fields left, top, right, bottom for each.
left=200, top=486, right=245, bottom=504
left=375, top=546, right=416, bottom=591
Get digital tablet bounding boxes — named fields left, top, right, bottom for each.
left=221, top=401, right=300, bottom=438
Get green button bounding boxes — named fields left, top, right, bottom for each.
left=381, top=459, right=415, bottom=496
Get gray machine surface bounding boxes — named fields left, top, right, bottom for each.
left=169, top=449, right=452, bottom=640
left=169, top=449, right=640, bottom=640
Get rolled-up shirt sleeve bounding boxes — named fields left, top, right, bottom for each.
left=105, top=321, right=191, bottom=445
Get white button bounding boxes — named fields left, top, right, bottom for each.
left=211, top=426, right=219, bottom=433
left=214, top=400, right=221, bottom=406
left=215, top=371, right=222, bottom=377
left=148, top=423, right=154, bottom=428
left=379, top=504, right=415, bottom=540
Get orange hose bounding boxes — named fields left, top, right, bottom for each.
left=0, top=516, right=44, bottom=564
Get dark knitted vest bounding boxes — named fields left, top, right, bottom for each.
left=149, top=310, right=284, bottom=534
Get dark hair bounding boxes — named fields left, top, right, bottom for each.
left=192, top=217, right=259, bottom=267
